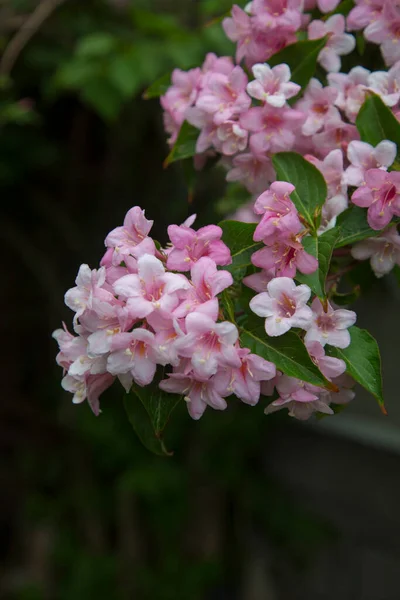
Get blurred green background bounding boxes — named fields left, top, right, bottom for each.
left=2, top=2, right=400, bottom=599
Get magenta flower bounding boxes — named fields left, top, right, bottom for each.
left=265, top=375, right=333, bottom=420
left=352, top=169, right=400, bottom=230
left=297, top=79, right=340, bottom=136
left=251, top=235, right=318, bottom=278
left=167, top=221, right=231, bottom=272
left=174, top=313, right=240, bottom=379
left=304, top=298, right=356, bottom=348
left=249, top=277, right=313, bottom=336
left=107, top=328, right=158, bottom=387
left=308, top=15, right=355, bottom=73
left=226, top=152, right=276, bottom=194
left=246, top=63, right=300, bottom=107
left=221, top=348, right=276, bottom=405
left=253, top=181, right=301, bottom=241
left=351, top=227, right=400, bottom=277
left=344, top=140, right=396, bottom=187
left=240, top=104, right=305, bottom=155
left=196, top=66, right=251, bottom=125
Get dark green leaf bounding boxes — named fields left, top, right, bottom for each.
left=335, top=205, right=400, bottom=247
left=143, top=72, right=171, bottom=99
left=219, top=220, right=262, bottom=277
left=268, top=37, right=327, bottom=92
left=124, top=378, right=181, bottom=455
left=356, top=93, right=400, bottom=155
left=296, top=229, right=340, bottom=298
left=164, top=121, right=199, bottom=165
left=272, top=152, right=327, bottom=230
left=325, top=0, right=355, bottom=17
left=221, top=289, right=236, bottom=322
left=240, top=316, right=332, bottom=389
left=327, top=326, right=385, bottom=412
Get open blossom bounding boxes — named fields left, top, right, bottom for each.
left=367, top=62, right=400, bottom=107
left=160, top=67, right=202, bottom=127
left=226, top=152, right=276, bottom=194
left=105, top=206, right=155, bottom=266
left=265, top=375, right=333, bottom=420
left=214, top=120, right=248, bottom=155
left=312, top=116, right=359, bottom=157
left=251, top=235, right=318, bottom=278
left=328, top=67, right=370, bottom=123
left=306, top=340, right=346, bottom=380
left=305, top=298, right=356, bottom=348
left=251, top=0, right=303, bottom=32
left=240, top=104, right=305, bottom=155
left=196, top=66, right=251, bottom=125
left=347, top=0, right=385, bottom=32
left=61, top=373, right=114, bottom=416
left=243, top=268, right=275, bottom=292
left=344, top=140, right=397, bottom=187
left=167, top=219, right=231, bottom=271
left=351, top=169, right=400, bottom=230
left=64, top=264, right=117, bottom=322
left=253, top=181, right=301, bottom=240
left=351, top=226, right=400, bottom=277
left=106, top=328, right=160, bottom=387
left=317, top=0, right=341, bottom=12
left=221, top=348, right=276, bottom=405
left=222, top=5, right=253, bottom=63
left=246, top=63, right=300, bottom=107
left=308, top=15, right=355, bottom=73
left=365, top=2, right=400, bottom=66
left=297, top=79, right=340, bottom=136
left=249, top=277, right=313, bottom=336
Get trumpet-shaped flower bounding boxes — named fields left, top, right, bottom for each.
left=305, top=298, right=356, bottom=348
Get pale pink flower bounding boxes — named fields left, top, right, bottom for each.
left=114, top=254, right=191, bottom=320
left=351, top=169, right=400, bottom=230
left=185, top=107, right=217, bottom=154
left=306, top=149, right=347, bottom=203
left=202, top=53, right=234, bottom=80
left=105, top=206, right=155, bottom=266
left=317, top=0, right=341, bottom=13
left=347, top=0, right=385, bottom=31
left=251, top=0, right=303, bottom=32
left=159, top=370, right=230, bottom=420
left=196, top=66, right=251, bottom=125
left=243, top=268, right=275, bottom=292
left=231, top=201, right=259, bottom=223
left=53, top=325, right=86, bottom=371
left=167, top=221, right=231, bottom=272
left=365, top=2, right=400, bottom=66
left=308, top=15, right=355, bottom=73
left=240, top=105, right=305, bottom=155
left=312, top=116, right=359, bottom=157
left=61, top=372, right=114, bottom=416
left=221, top=348, right=276, bottom=405
left=306, top=340, right=346, bottom=380
left=160, top=67, right=202, bottom=127
left=222, top=5, right=253, bottom=63
left=304, top=298, right=356, bottom=348
left=107, top=328, right=158, bottom=387
left=246, top=63, right=300, bottom=107
left=249, top=277, right=313, bottom=336
left=174, top=313, right=241, bottom=379
left=64, top=264, right=114, bottom=320
left=265, top=375, right=333, bottom=419
left=367, top=62, right=400, bottom=107
left=327, top=67, right=370, bottom=122
left=253, top=181, right=301, bottom=241
left=215, top=120, right=248, bottom=155
left=251, top=235, right=318, bottom=278
left=226, top=152, right=276, bottom=194
left=344, top=140, right=397, bottom=187
left=323, top=373, right=356, bottom=405
left=297, top=79, right=340, bottom=136
left=351, top=226, right=400, bottom=277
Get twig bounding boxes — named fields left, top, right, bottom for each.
left=0, top=0, right=67, bottom=76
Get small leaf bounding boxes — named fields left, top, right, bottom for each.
left=124, top=377, right=181, bottom=455
left=296, top=229, right=341, bottom=298
left=143, top=72, right=171, bottom=99
left=272, top=152, right=327, bottom=230
left=356, top=93, right=400, bottom=155
left=327, top=326, right=385, bottom=412
left=219, top=220, right=262, bottom=276
left=164, top=121, right=199, bottom=165
left=240, top=316, right=332, bottom=389
left=268, top=37, right=327, bottom=92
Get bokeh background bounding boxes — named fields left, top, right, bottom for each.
left=2, top=1, right=400, bottom=599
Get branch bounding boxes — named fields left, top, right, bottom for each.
left=0, top=0, right=67, bottom=76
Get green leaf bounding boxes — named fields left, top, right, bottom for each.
left=219, top=220, right=262, bottom=277
left=272, top=152, right=327, bottom=230
left=268, top=37, right=327, bottom=92
left=124, top=377, right=181, bottom=456
left=356, top=93, right=400, bottom=155
left=240, top=316, right=332, bottom=389
left=296, top=228, right=340, bottom=298
left=75, top=33, right=116, bottom=59
left=334, top=205, right=395, bottom=247
left=330, top=285, right=360, bottom=306
left=164, top=121, right=199, bottom=165
left=221, top=289, right=236, bottom=322
left=327, top=326, right=385, bottom=412
left=143, top=72, right=171, bottom=99
left=324, top=0, right=355, bottom=17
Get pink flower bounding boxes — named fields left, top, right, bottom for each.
left=365, top=2, right=400, bottom=66
left=160, top=67, right=202, bottom=127
left=185, top=107, right=217, bottom=154
left=240, top=104, right=305, bottom=155
left=367, top=62, right=400, bottom=107
left=253, top=181, right=301, bottom=241
left=306, top=340, right=346, bottom=380
left=113, top=254, right=191, bottom=321
left=311, top=116, right=359, bottom=157
left=317, top=0, right=341, bottom=13
left=215, top=120, right=248, bottom=155
left=222, top=5, right=253, bottom=63
left=251, top=235, right=318, bottom=278
left=222, top=348, right=276, bottom=405
left=226, top=152, right=276, bottom=194
left=306, top=149, right=347, bottom=204
left=308, top=15, right=355, bottom=73
left=265, top=375, right=333, bottom=419
left=174, top=313, right=241, bottom=379
left=202, top=53, right=235, bottom=80
left=249, top=277, right=313, bottom=336
left=251, top=0, right=303, bottom=32
left=64, top=264, right=116, bottom=322
left=107, top=328, right=158, bottom=387
left=304, top=298, right=356, bottom=348
left=105, top=206, right=155, bottom=266
left=351, top=226, right=400, bottom=277
left=243, top=268, right=275, bottom=292
left=347, top=0, right=385, bottom=32
left=61, top=372, right=114, bottom=416
left=196, top=66, right=251, bottom=125
left=344, top=140, right=396, bottom=187
left=327, top=67, right=370, bottom=122
left=351, top=169, right=400, bottom=230
left=159, top=370, right=230, bottom=420
left=246, top=63, right=300, bottom=107
left=167, top=220, right=231, bottom=271
left=297, top=79, right=340, bottom=136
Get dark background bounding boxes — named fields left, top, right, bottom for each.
left=1, top=2, right=400, bottom=599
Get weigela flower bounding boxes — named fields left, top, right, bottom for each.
left=253, top=181, right=302, bottom=241
left=351, top=226, right=400, bottom=277
left=226, top=152, right=276, bottom=194
left=306, top=340, right=346, bottom=380
left=251, top=0, right=303, bottom=32
left=351, top=169, right=400, bottom=230
left=297, top=79, right=340, bottom=136
left=304, top=298, right=356, bottom=348
left=246, top=63, right=300, bottom=107
left=240, top=104, right=305, bottom=155
left=220, top=348, right=276, bottom=405
left=347, top=0, right=385, bottom=32
left=367, top=61, right=400, bottom=107
left=249, top=277, right=313, bottom=336
left=106, top=328, right=159, bottom=387
left=105, top=206, right=155, bottom=266
left=344, top=140, right=397, bottom=187
left=328, top=67, right=370, bottom=123
left=265, top=375, right=333, bottom=419
left=251, top=235, right=318, bottom=278
left=308, top=15, right=355, bottom=73
left=195, top=66, right=251, bottom=125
